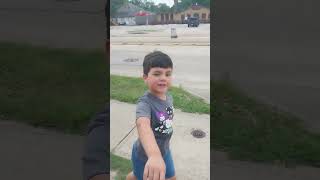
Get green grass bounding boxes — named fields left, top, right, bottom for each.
left=110, top=74, right=210, bottom=114
left=111, top=153, right=132, bottom=180
left=212, top=80, right=320, bottom=167
left=0, top=42, right=107, bottom=134
left=3, top=42, right=320, bottom=168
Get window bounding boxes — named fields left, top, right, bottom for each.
left=181, top=14, right=185, bottom=21
left=193, top=13, right=199, bottom=18
left=202, top=13, right=206, bottom=19
left=165, top=13, right=169, bottom=21
left=170, top=13, right=173, bottom=20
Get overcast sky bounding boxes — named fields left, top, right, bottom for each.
left=150, top=0, right=175, bottom=7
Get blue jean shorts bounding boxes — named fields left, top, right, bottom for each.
left=131, top=146, right=175, bottom=180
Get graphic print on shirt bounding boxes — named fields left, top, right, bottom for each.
left=155, top=106, right=174, bottom=134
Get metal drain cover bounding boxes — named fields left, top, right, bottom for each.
left=191, top=129, right=206, bottom=138
left=123, top=58, right=139, bottom=62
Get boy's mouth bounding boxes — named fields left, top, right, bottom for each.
left=158, top=83, right=167, bottom=87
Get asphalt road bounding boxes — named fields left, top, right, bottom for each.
left=110, top=44, right=210, bottom=102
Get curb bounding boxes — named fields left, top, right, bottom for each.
left=110, top=42, right=210, bottom=46
left=179, top=85, right=210, bottom=104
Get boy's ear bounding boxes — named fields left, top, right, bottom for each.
left=143, top=74, right=148, bottom=83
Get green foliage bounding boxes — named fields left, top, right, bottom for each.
left=157, top=3, right=171, bottom=13
left=128, top=0, right=170, bottom=13
left=126, top=0, right=210, bottom=14
left=144, top=1, right=158, bottom=12
left=110, top=75, right=209, bottom=114
left=111, top=0, right=128, bottom=17
left=179, top=0, right=210, bottom=10
left=110, top=153, right=132, bottom=180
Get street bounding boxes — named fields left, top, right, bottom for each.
left=110, top=24, right=210, bottom=102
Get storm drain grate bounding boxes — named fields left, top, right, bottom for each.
left=123, top=58, right=139, bottom=62
left=191, top=129, right=206, bottom=138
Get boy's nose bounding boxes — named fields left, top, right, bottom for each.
left=159, top=74, right=167, bottom=80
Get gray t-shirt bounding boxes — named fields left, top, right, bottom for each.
left=133, top=91, right=174, bottom=161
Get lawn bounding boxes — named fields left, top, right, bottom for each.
left=2, top=42, right=319, bottom=169
left=110, top=74, right=210, bottom=114
left=111, top=153, right=132, bottom=180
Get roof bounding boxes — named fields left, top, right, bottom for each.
left=113, top=3, right=152, bottom=18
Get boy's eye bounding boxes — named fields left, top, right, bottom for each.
left=153, top=73, right=160, bottom=76
left=166, top=73, right=172, bottom=77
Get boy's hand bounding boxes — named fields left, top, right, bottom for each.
left=143, top=154, right=166, bottom=180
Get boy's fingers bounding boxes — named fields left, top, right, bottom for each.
left=160, top=171, right=165, bottom=180
left=148, top=167, right=154, bottom=180
left=143, top=166, right=149, bottom=180
left=154, top=169, right=160, bottom=180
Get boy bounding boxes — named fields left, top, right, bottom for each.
left=126, top=51, right=176, bottom=180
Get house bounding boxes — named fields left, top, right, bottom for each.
left=135, top=11, right=157, bottom=25
left=156, top=4, right=210, bottom=24
left=111, top=3, right=142, bottom=25
left=111, top=3, right=156, bottom=25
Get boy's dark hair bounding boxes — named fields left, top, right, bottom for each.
left=143, top=51, right=173, bottom=75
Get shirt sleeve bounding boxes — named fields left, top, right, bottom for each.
left=82, top=107, right=109, bottom=180
left=136, top=101, right=151, bottom=120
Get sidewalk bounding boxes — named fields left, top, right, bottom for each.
left=110, top=24, right=210, bottom=46
left=110, top=100, right=210, bottom=180
left=110, top=36, right=210, bottom=46
left=110, top=100, right=320, bottom=180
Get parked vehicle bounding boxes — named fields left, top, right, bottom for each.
left=187, top=17, right=200, bottom=27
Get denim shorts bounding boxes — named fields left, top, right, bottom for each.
left=131, top=146, right=175, bottom=180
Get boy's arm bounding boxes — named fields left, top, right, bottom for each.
left=136, top=117, right=166, bottom=180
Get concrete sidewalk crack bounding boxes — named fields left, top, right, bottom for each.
left=111, top=124, right=136, bottom=153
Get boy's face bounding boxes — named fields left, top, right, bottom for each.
left=143, top=67, right=173, bottom=95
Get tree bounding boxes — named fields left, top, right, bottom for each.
left=179, top=0, right=210, bottom=9
left=144, top=1, right=158, bottom=13
left=112, top=0, right=210, bottom=15
left=110, top=0, right=128, bottom=17
left=157, top=3, right=171, bottom=13
left=129, top=0, right=144, bottom=8
left=129, top=0, right=171, bottom=13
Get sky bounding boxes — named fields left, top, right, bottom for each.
left=150, top=0, right=175, bottom=7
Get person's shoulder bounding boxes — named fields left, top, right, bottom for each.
left=167, top=92, right=174, bottom=102
left=137, top=91, right=152, bottom=104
